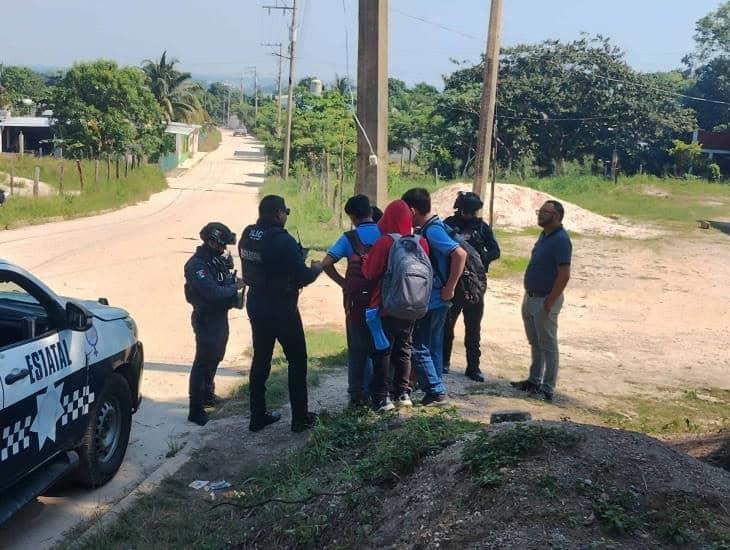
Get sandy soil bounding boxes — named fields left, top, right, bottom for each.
left=431, top=182, right=664, bottom=238
left=0, top=175, right=56, bottom=197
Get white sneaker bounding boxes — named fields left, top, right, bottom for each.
left=395, top=393, right=413, bottom=407
left=373, top=398, right=396, bottom=413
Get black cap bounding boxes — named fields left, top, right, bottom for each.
left=453, top=191, right=483, bottom=213
left=200, top=222, right=236, bottom=246
left=259, top=195, right=290, bottom=217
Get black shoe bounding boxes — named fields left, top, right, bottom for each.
left=442, top=364, right=450, bottom=374
left=372, top=397, right=396, bottom=413
left=510, top=380, right=538, bottom=393
left=539, top=385, right=554, bottom=403
left=348, top=395, right=370, bottom=409
left=249, top=411, right=282, bottom=432
left=188, top=409, right=209, bottom=426
left=291, top=412, right=319, bottom=433
left=465, top=369, right=485, bottom=383
left=421, top=393, right=448, bottom=407
left=204, top=395, right=224, bottom=408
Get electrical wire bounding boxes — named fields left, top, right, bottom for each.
left=392, top=7, right=482, bottom=42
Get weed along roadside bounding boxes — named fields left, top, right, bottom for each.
left=0, top=158, right=167, bottom=229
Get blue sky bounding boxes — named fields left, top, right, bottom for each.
left=0, top=0, right=720, bottom=86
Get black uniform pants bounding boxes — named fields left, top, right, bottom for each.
left=190, top=310, right=229, bottom=409
left=247, top=303, right=309, bottom=421
left=443, top=297, right=485, bottom=372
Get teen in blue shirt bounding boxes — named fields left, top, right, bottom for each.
left=321, top=195, right=381, bottom=407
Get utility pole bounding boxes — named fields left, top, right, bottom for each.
left=355, top=0, right=388, bottom=208
left=264, top=1, right=297, bottom=180
left=247, top=66, right=259, bottom=128
left=262, top=42, right=284, bottom=135
left=473, top=0, right=504, bottom=203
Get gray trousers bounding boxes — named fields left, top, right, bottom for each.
left=522, top=293, right=564, bottom=392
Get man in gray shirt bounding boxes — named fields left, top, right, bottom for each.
left=511, top=200, right=572, bottom=402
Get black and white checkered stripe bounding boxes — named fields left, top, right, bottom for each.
left=61, top=386, right=95, bottom=426
left=1, top=416, right=32, bottom=462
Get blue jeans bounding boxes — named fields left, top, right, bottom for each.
left=346, top=318, right=374, bottom=399
left=412, top=305, right=450, bottom=396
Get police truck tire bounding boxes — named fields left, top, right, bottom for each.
left=74, top=373, right=133, bottom=488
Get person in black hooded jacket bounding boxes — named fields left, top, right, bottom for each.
left=443, top=191, right=500, bottom=382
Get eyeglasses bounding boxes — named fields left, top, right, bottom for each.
left=282, top=208, right=291, bottom=215
left=536, top=209, right=554, bottom=216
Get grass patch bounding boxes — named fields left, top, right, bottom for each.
left=597, top=389, right=730, bottom=435
left=72, top=408, right=479, bottom=549
left=489, top=254, right=530, bottom=279
left=0, top=161, right=166, bottom=229
left=216, top=329, right=347, bottom=418
left=510, top=174, right=730, bottom=226
left=198, top=128, right=222, bottom=152
left=462, top=423, right=580, bottom=487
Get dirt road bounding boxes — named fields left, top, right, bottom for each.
left=0, top=131, right=264, bottom=548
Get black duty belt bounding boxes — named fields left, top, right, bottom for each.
left=526, top=291, right=548, bottom=298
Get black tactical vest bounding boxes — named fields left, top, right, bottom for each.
left=239, top=224, right=286, bottom=289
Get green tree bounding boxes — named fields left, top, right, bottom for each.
left=668, top=140, right=704, bottom=176
left=427, top=37, right=695, bottom=178
left=142, top=51, right=201, bottom=122
left=50, top=60, right=164, bottom=157
left=685, top=1, right=730, bottom=68
left=0, top=66, right=48, bottom=111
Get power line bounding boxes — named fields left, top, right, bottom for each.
left=594, top=73, right=730, bottom=107
left=392, top=7, right=481, bottom=42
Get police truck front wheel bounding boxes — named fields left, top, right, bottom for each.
left=74, top=374, right=133, bottom=488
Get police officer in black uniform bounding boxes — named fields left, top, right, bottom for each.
left=184, top=222, right=244, bottom=426
left=240, top=195, right=322, bottom=433
left=443, top=192, right=501, bottom=382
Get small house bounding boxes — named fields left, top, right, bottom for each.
left=164, top=122, right=201, bottom=163
left=0, top=114, right=53, bottom=155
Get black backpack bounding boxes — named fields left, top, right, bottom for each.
left=423, top=220, right=487, bottom=305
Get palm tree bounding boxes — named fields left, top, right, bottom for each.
left=142, top=51, right=201, bottom=122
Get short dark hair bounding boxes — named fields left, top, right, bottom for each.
left=259, top=194, right=289, bottom=222
left=545, top=200, right=565, bottom=221
left=344, top=194, right=371, bottom=220
left=401, top=188, right=431, bottom=215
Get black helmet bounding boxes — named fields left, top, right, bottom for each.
left=453, top=191, right=483, bottom=213
left=200, top=222, right=236, bottom=247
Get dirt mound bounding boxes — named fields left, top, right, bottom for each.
left=366, top=422, right=730, bottom=549
left=224, top=417, right=730, bottom=549
left=431, top=182, right=662, bottom=238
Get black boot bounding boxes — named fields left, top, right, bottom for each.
left=291, top=412, right=318, bottom=433
left=465, top=368, right=485, bottom=383
left=188, top=406, right=209, bottom=426
left=250, top=411, right=282, bottom=432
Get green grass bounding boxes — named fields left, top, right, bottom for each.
left=198, top=128, right=222, bottom=152
left=596, top=388, right=730, bottom=435
left=462, top=424, right=580, bottom=487
left=216, top=329, right=347, bottom=418
left=71, top=408, right=478, bottom=549
left=510, top=174, right=730, bottom=226
left=0, top=159, right=166, bottom=229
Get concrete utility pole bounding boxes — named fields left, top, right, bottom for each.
left=355, top=0, right=388, bottom=208
left=473, top=0, right=504, bottom=203
left=247, top=66, right=259, bottom=128
left=264, top=1, right=298, bottom=179
left=262, top=42, right=284, bottom=135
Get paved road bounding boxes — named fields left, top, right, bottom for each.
left=0, top=131, right=264, bottom=549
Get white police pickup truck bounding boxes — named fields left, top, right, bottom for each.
left=0, top=260, right=144, bottom=524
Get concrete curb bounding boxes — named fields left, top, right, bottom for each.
left=69, top=415, right=240, bottom=548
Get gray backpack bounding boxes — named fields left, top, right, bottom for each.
left=382, top=234, right=433, bottom=320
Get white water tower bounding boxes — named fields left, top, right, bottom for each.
left=309, top=78, right=323, bottom=97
